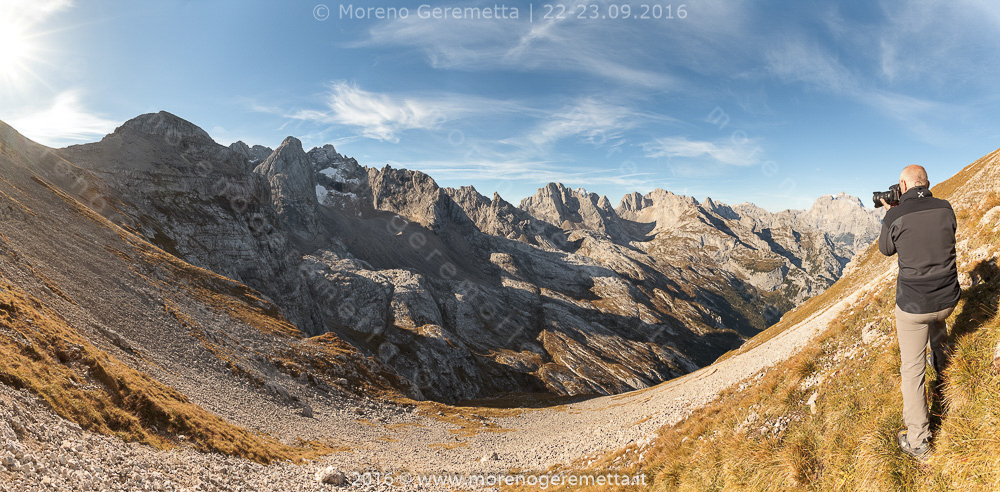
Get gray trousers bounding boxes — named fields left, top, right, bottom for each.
left=895, top=304, right=954, bottom=447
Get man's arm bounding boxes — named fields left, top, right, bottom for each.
left=878, top=218, right=896, bottom=256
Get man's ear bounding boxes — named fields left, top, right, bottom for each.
left=900, top=180, right=908, bottom=193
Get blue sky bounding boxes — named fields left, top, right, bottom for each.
left=3, top=0, right=1000, bottom=212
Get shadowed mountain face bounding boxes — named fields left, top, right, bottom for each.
left=0, top=117, right=414, bottom=459
left=53, top=111, right=881, bottom=402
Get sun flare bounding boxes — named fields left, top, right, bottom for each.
left=0, top=18, right=31, bottom=78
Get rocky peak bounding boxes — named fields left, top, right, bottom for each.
left=520, top=183, right=626, bottom=239
left=439, top=186, right=570, bottom=250
left=309, top=144, right=363, bottom=181
left=448, top=185, right=489, bottom=208
left=254, top=136, right=318, bottom=237
left=806, top=192, right=867, bottom=215
left=370, top=165, right=450, bottom=228
left=256, top=137, right=310, bottom=178
left=701, top=197, right=740, bottom=221
left=618, top=191, right=645, bottom=214
left=794, top=191, right=884, bottom=251
left=92, top=111, right=249, bottom=175
left=616, top=188, right=698, bottom=230
left=229, top=141, right=273, bottom=166
left=117, top=111, right=214, bottom=144
left=596, top=194, right=614, bottom=213
left=230, top=140, right=250, bottom=157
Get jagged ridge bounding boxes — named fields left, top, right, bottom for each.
left=53, top=111, right=880, bottom=402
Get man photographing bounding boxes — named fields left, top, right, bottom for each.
left=877, top=164, right=961, bottom=462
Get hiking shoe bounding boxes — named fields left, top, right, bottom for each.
left=897, top=430, right=931, bottom=462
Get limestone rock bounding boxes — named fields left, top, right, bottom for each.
left=51, top=112, right=884, bottom=402
left=520, top=182, right=629, bottom=241
left=314, top=466, right=346, bottom=485
left=229, top=140, right=273, bottom=167
left=254, top=136, right=319, bottom=238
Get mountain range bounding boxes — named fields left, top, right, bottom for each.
left=43, top=111, right=882, bottom=402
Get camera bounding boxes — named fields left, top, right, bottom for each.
left=873, top=184, right=901, bottom=208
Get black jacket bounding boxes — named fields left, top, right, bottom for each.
left=878, top=186, right=960, bottom=314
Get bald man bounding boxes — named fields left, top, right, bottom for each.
left=878, top=164, right=960, bottom=462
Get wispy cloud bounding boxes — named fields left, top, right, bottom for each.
left=394, top=158, right=658, bottom=193
left=358, top=6, right=679, bottom=89
left=287, top=82, right=463, bottom=141
left=870, top=0, right=1000, bottom=86
left=281, top=81, right=524, bottom=142
left=264, top=83, right=662, bottom=156
left=535, top=99, right=629, bottom=146
left=765, top=39, right=856, bottom=94
left=643, top=136, right=763, bottom=166
left=5, top=0, right=73, bottom=22
left=763, top=34, right=961, bottom=143
left=508, top=98, right=653, bottom=151
left=8, top=91, right=118, bottom=147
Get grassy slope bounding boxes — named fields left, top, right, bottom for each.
left=513, top=152, right=1000, bottom=490
left=0, top=280, right=342, bottom=464
left=0, top=126, right=406, bottom=464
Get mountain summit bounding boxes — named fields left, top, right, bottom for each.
left=51, top=112, right=883, bottom=401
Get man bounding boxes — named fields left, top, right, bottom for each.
left=878, top=164, right=961, bottom=462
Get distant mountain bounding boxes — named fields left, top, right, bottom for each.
left=609, top=137, right=1000, bottom=492
left=51, top=111, right=881, bottom=401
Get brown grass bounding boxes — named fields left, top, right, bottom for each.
left=396, top=398, right=526, bottom=439
left=119, top=230, right=300, bottom=339
left=0, top=282, right=340, bottom=464
left=507, top=155, right=1000, bottom=490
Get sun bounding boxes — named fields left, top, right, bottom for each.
left=0, top=18, right=32, bottom=79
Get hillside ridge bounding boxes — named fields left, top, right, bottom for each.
left=55, top=111, right=882, bottom=402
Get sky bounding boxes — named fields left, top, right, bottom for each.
left=3, top=0, right=1000, bottom=212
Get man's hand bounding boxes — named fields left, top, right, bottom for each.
left=881, top=198, right=895, bottom=208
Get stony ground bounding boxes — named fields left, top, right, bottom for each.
left=0, top=269, right=880, bottom=492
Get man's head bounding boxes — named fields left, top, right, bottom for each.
left=899, top=165, right=929, bottom=194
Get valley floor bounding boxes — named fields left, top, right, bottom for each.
left=0, top=269, right=879, bottom=492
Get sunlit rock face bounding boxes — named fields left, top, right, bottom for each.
left=58, top=112, right=881, bottom=402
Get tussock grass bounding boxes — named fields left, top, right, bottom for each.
left=6, top=173, right=411, bottom=464
left=0, top=282, right=340, bottom=464
left=511, top=155, right=1000, bottom=491
left=402, top=398, right=522, bottom=439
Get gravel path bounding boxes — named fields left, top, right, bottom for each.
left=1, top=270, right=889, bottom=491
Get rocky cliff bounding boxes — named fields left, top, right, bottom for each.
left=55, top=111, right=882, bottom=402
left=0, top=116, right=415, bottom=466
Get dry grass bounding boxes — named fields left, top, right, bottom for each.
left=118, top=230, right=301, bottom=339
left=270, top=333, right=409, bottom=400
left=0, top=282, right=341, bottom=464
left=403, top=399, right=522, bottom=439
left=3, top=174, right=408, bottom=464
left=507, top=153, right=1000, bottom=491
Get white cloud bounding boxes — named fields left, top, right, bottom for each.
left=7, top=91, right=118, bottom=147
left=643, top=136, right=763, bottom=166
left=763, top=34, right=963, bottom=144
left=5, top=0, right=73, bottom=22
left=394, top=158, right=657, bottom=192
left=284, top=81, right=519, bottom=142
left=358, top=6, right=679, bottom=89
left=765, top=40, right=856, bottom=94
left=524, top=98, right=639, bottom=148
